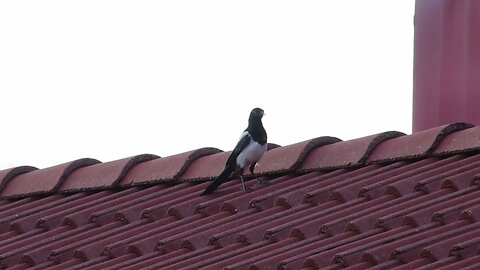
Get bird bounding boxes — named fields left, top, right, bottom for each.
left=201, top=107, right=267, bottom=196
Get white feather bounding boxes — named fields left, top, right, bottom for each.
left=236, top=134, right=267, bottom=168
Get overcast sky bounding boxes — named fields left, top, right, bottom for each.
left=0, top=1, right=415, bottom=169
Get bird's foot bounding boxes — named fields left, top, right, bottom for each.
left=256, top=176, right=266, bottom=184
left=242, top=184, right=252, bottom=193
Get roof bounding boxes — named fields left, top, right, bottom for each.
left=2, top=123, right=480, bottom=269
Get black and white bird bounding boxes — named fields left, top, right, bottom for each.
left=201, top=108, right=267, bottom=196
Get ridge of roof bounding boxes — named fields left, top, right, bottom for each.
left=0, top=123, right=476, bottom=199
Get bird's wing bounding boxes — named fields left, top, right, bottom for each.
left=226, top=131, right=252, bottom=167
left=201, top=132, right=252, bottom=196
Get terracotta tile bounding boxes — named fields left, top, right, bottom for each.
left=179, top=242, right=252, bottom=269
left=42, top=189, right=138, bottom=228
left=119, top=148, right=221, bottom=186
left=64, top=221, right=124, bottom=261
left=442, top=167, right=480, bottom=190
left=1, top=158, right=100, bottom=199
left=388, top=258, right=432, bottom=270
left=67, top=256, right=109, bottom=270
left=114, top=183, right=190, bottom=223
left=400, top=257, right=458, bottom=270
left=34, top=192, right=117, bottom=230
left=300, top=131, right=404, bottom=171
left=179, top=151, right=230, bottom=181
left=275, top=232, right=354, bottom=269
left=331, top=162, right=407, bottom=202
left=254, top=136, right=341, bottom=175
left=0, top=166, right=37, bottom=193
left=126, top=213, right=227, bottom=256
left=360, top=157, right=457, bottom=199
left=348, top=192, right=425, bottom=233
left=242, top=237, right=313, bottom=270
left=292, top=230, right=379, bottom=269
left=389, top=220, right=471, bottom=263
left=434, top=126, right=480, bottom=155
left=100, top=252, right=160, bottom=270
left=43, top=258, right=83, bottom=270
left=63, top=187, right=152, bottom=227
left=181, top=209, right=264, bottom=249
left=317, top=228, right=419, bottom=268
left=273, top=171, right=332, bottom=207
left=419, top=227, right=480, bottom=261
left=155, top=209, right=257, bottom=254
left=119, top=249, right=190, bottom=270
left=200, top=242, right=271, bottom=270
left=430, top=191, right=480, bottom=225
left=367, top=123, right=472, bottom=163
left=264, top=200, right=353, bottom=241
left=459, top=203, right=480, bottom=222
left=100, top=220, right=158, bottom=258
left=299, top=166, right=381, bottom=206
left=8, top=194, right=85, bottom=233
left=414, top=157, right=480, bottom=193
left=450, top=236, right=480, bottom=259
left=21, top=225, right=97, bottom=266
left=60, top=155, right=158, bottom=192
left=99, top=218, right=176, bottom=258
left=195, top=207, right=284, bottom=248
left=404, top=188, right=477, bottom=227
left=0, top=226, right=70, bottom=268
left=45, top=224, right=98, bottom=264
left=0, top=195, right=64, bottom=233
left=438, top=254, right=480, bottom=269
left=140, top=185, right=207, bottom=221
left=375, top=189, right=452, bottom=230
left=360, top=225, right=421, bottom=265
left=162, top=243, right=253, bottom=269
left=82, top=253, right=137, bottom=270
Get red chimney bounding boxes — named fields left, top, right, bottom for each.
left=413, top=0, right=480, bottom=132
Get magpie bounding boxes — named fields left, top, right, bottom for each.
left=201, top=108, right=267, bottom=196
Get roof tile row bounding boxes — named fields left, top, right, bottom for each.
left=0, top=123, right=475, bottom=199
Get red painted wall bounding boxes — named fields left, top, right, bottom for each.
left=413, top=0, right=480, bottom=132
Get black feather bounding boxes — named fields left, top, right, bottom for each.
left=201, top=164, right=235, bottom=196
left=201, top=134, right=251, bottom=196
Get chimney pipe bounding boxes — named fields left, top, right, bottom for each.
left=413, top=0, right=480, bottom=132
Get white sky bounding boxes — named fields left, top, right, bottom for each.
left=0, top=1, right=415, bottom=169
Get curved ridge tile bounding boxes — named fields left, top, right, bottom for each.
left=253, top=137, right=341, bottom=176
left=434, top=126, right=480, bottom=155
left=60, top=154, right=159, bottom=192
left=179, top=150, right=229, bottom=181
left=0, top=158, right=100, bottom=199
left=299, top=131, right=405, bottom=171
left=0, top=166, right=38, bottom=193
left=120, top=148, right=222, bottom=186
left=367, top=123, right=473, bottom=163
left=266, top=143, right=281, bottom=150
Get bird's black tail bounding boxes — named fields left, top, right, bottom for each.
left=201, top=165, right=234, bottom=196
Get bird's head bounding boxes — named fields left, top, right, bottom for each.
left=250, top=107, right=265, bottom=119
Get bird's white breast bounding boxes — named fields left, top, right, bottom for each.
left=236, top=140, right=267, bottom=168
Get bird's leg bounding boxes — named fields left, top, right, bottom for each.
left=239, top=171, right=252, bottom=192
left=249, top=163, right=264, bottom=184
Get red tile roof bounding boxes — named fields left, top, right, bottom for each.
left=1, top=123, right=480, bottom=269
